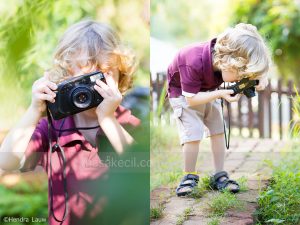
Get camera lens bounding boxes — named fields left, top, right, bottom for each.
left=71, top=87, right=93, bottom=108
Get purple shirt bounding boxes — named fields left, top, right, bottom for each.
left=20, top=106, right=140, bottom=225
left=167, top=38, right=224, bottom=98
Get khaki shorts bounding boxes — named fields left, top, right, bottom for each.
left=169, top=96, right=224, bottom=145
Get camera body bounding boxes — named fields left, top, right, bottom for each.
left=226, top=78, right=259, bottom=98
left=47, top=71, right=105, bottom=120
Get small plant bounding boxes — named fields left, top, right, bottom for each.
left=208, top=190, right=244, bottom=217
left=200, top=174, right=213, bottom=190
left=290, top=86, right=300, bottom=137
left=236, top=176, right=248, bottom=192
left=176, top=207, right=193, bottom=225
left=190, top=185, right=206, bottom=199
left=150, top=203, right=165, bottom=220
left=208, top=216, right=221, bottom=225
left=255, top=156, right=300, bottom=225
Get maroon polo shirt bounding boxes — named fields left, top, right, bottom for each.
left=167, top=38, right=224, bottom=98
left=20, top=106, right=140, bottom=225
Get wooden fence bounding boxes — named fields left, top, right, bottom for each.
left=151, top=72, right=300, bottom=139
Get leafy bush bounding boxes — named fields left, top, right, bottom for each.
left=255, top=151, right=300, bottom=225
left=232, top=0, right=300, bottom=80
left=0, top=181, right=48, bottom=224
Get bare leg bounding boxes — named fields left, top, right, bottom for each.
left=176, top=140, right=200, bottom=196
left=210, top=133, right=225, bottom=173
left=183, top=140, right=200, bottom=172
left=210, top=133, right=238, bottom=190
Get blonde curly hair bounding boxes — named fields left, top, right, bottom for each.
left=48, top=19, right=137, bottom=94
left=213, top=23, right=271, bottom=80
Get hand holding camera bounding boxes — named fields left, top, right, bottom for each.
left=47, top=71, right=105, bottom=120
left=94, top=72, right=123, bottom=122
left=226, top=78, right=259, bottom=98
left=30, top=71, right=58, bottom=115
left=219, top=89, right=241, bottom=102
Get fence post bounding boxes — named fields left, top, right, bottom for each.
left=278, top=79, right=283, bottom=139
left=267, top=81, right=272, bottom=138
left=258, top=92, right=264, bottom=138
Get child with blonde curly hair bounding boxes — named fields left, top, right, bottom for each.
left=167, top=23, right=271, bottom=196
left=0, top=20, right=140, bottom=224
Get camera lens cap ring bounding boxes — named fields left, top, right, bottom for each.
left=71, top=87, right=93, bottom=109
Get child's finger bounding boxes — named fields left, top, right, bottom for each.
left=104, top=72, right=118, bottom=91
left=36, top=93, right=55, bottom=103
left=37, top=85, right=56, bottom=97
left=96, top=79, right=110, bottom=92
left=224, top=89, right=234, bottom=95
left=94, top=84, right=109, bottom=98
left=45, top=80, right=58, bottom=91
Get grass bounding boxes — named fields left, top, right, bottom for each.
left=208, top=190, right=244, bottom=217
left=236, top=176, right=249, bottom=192
left=208, top=216, right=221, bottom=225
left=150, top=203, right=165, bottom=220
left=254, top=146, right=300, bottom=225
left=176, top=207, right=193, bottom=225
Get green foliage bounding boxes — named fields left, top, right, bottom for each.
left=176, top=207, right=193, bottom=225
left=232, top=0, right=300, bottom=79
left=290, top=86, right=300, bottom=138
left=255, top=150, right=300, bottom=225
left=150, top=203, right=165, bottom=220
left=208, top=216, right=221, bottom=225
left=208, top=190, right=244, bottom=216
left=150, top=121, right=178, bottom=152
left=0, top=182, right=48, bottom=224
left=236, top=176, right=249, bottom=192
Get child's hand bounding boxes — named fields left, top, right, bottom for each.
left=30, top=71, right=57, bottom=114
left=256, top=77, right=268, bottom=91
left=219, top=89, right=241, bottom=102
left=94, top=72, right=122, bottom=122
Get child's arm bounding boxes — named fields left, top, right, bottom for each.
left=94, top=73, right=134, bottom=154
left=185, top=89, right=240, bottom=106
left=0, top=73, right=57, bottom=171
left=98, top=116, right=134, bottom=154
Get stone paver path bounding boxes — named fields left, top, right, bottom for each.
left=151, top=138, right=288, bottom=225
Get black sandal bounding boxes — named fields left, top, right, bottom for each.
left=210, top=171, right=240, bottom=193
left=176, top=174, right=199, bottom=197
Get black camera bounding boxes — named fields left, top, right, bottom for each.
left=226, top=78, right=259, bottom=98
left=47, top=71, right=105, bottom=120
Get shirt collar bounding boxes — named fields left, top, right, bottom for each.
left=203, top=38, right=223, bottom=84
left=55, top=105, right=137, bottom=148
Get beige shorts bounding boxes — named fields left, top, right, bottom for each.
left=169, top=96, right=224, bottom=145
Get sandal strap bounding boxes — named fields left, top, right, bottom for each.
left=183, top=174, right=199, bottom=182
left=178, top=174, right=199, bottom=188
left=217, top=178, right=240, bottom=190
left=176, top=174, right=199, bottom=195
left=213, top=171, right=229, bottom=182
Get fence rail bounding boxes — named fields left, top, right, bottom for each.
left=151, top=72, right=300, bottom=139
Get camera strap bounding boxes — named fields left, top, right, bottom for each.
left=46, top=108, right=101, bottom=222
left=47, top=109, right=69, bottom=222
left=220, top=83, right=231, bottom=149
